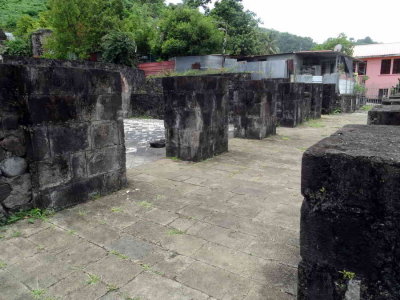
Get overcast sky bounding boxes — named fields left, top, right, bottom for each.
left=166, top=0, right=399, bottom=44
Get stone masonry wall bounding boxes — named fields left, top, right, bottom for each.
left=230, top=80, right=277, bottom=139
left=163, top=76, right=229, bottom=162
left=130, top=77, right=164, bottom=119
left=0, top=63, right=126, bottom=221
left=2, top=56, right=145, bottom=118
left=299, top=125, right=400, bottom=300
left=368, top=105, right=400, bottom=125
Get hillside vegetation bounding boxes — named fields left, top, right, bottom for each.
left=0, top=0, right=47, bottom=29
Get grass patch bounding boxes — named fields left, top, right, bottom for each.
left=361, top=105, right=373, bottom=111
left=109, top=250, right=129, bottom=260
left=2, top=208, right=54, bottom=226
left=137, top=201, right=153, bottom=209
left=31, top=289, right=47, bottom=299
left=297, top=147, right=308, bottom=152
left=0, top=260, right=6, bottom=269
left=141, top=264, right=152, bottom=271
left=281, top=136, right=290, bottom=141
left=167, top=229, right=185, bottom=236
left=11, top=231, right=22, bottom=238
left=111, top=207, right=123, bottom=213
left=305, top=120, right=325, bottom=128
left=107, top=284, right=119, bottom=292
left=167, top=157, right=181, bottom=161
left=86, top=273, right=101, bottom=285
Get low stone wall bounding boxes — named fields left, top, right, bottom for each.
left=230, top=80, right=276, bottom=139
left=130, top=77, right=164, bottom=119
left=2, top=56, right=145, bottom=118
left=299, top=125, right=400, bottom=299
left=368, top=105, right=400, bottom=125
left=277, top=83, right=309, bottom=127
left=163, top=76, right=229, bottom=162
left=0, top=63, right=126, bottom=221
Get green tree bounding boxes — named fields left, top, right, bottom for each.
left=2, top=38, right=32, bottom=56
left=262, top=28, right=316, bottom=53
left=101, top=31, right=137, bottom=66
left=210, top=0, right=262, bottom=56
left=313, top=33, right=354, bottom=56
left=153, top=6, right=223, bottom=59
left=255, top=29, right=279, bottom=55
left=354, top=36, right=378, bottom=45
left=123, top=3, right=159, bottom=57
left=45, top=0, right=124, bottom=59
left=183, top=0, right=212, bottom=10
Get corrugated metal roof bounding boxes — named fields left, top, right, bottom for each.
left=354, top=43, right=400, bottom=58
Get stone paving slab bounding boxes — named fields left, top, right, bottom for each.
left=0, top=113, right=366, bottom=300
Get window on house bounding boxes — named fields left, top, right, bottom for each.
left=393, top=59, right=400, bottom=74
left=381, top=59, right=391, bottom=74
left=378, top=89, right=389, bottom=99
left=358, top=61, right=367, bottom=75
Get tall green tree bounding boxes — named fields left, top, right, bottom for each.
left=153, top=6, right=223, bottom=59
left=313, top=33, right=354, bottom=56
left=123, top=2, right=161, bottom=57
left=210, top=0, right=264, bottom=56
left=46, top=0, right=124, bottom=59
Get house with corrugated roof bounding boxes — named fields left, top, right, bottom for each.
left=354, top=43, right=400, bottom=100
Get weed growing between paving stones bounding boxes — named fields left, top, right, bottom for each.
left=86, top=273, right=101, bottom=285
left=168, top=229, right=185, bottom=235
left=111, top=207, right=123, bottom=213
left=31, top=289, right=46, bottom=299
left=137, top=201, right=153, bottom=209
left=109, top=250, right=129, bottom=260
left=281, top=136, right=290, bottom=141
left=107, top=284, right=119, bottom=292
left=1, top=208, right=54, bottom=226
left=11, top=231, right=22, bottom=238
left=0, top=260, right=6, bottom=269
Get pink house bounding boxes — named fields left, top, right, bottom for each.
left=354, top=43, right=400, bottom=99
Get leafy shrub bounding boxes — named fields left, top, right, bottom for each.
left=2, top=38, right=32, bottom=57
left=101, top=31, right=137, bottom=66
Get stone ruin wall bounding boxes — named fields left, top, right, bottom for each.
left=0, top=63, right=126, bottom=222
left=299, top=125, right=400, bottom=299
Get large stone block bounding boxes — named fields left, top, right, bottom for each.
left=31, top=156, right=71, bottom=190
left=278, top=83, right=311, bottom=127
left=1, top=174, right=32, bottom=211
left=163, top=76, right=229, bottom=162
left=48, top=122, right=90, bottom=155
left=230, top=80, right=277, bottom=139
left=299, top=125, right=400, bottom=300
left=87, top=146, right=124, bottom=177
left=368, top=105, right=400, bottom=125
left=91, top=121, right=119, bottom=149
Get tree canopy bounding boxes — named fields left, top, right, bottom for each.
left=1, top=0, right=377, bottom=64
left=154, top=6, right=223, bottom=59
left=313, top=33, right=354, bottom=56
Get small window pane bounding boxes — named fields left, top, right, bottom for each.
left=393, top=59, right=400, bottom=74
left=381, top=59, right=391, bottom=74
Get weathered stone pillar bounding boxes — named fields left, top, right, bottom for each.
left=299, top=125, right=400, bottom=300
left=309, top=84, right=323, bottom=119
left=278, top=83, right=310, bottom=127
left=0, top=63, right=127, bottom=217
left=162, top=76, right=228, bottom=162
left=368, top=105, right=400, bottom=125
left=231, top=80, right=276, bottom=139
left=322, top=84, right=337, bottom=114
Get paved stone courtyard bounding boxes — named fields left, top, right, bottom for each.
left=0, top=113, right=366, bottom=300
